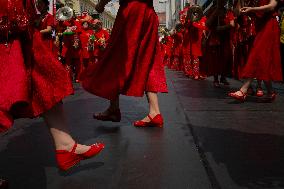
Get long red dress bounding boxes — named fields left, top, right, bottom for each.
left=0, top=0, right=73, bottom=132
left=202, top=10, right=234, bottom=77
left=81, top=0, right=168, bottom=100
left=171, top=31, right=183, bottom=71
left=241, top=0, right=282, bottom=81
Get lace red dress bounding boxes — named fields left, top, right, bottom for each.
left=0, top=0, right=73, bottom=132
left=241, top=0, right=282, bottom=81
left=81, top=0, right=168, bottom=100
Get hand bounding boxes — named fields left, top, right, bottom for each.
left=95, top=4, right=105, bottom=13
left=240, top=7, right=253, bottom=13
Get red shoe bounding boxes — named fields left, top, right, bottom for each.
left=93, top=109, right=121, bottom=122
left=228, top=90, right=247, bottom=102
left=267, top=92, right=277, bottom=102
left=134, top=114, right=164, bottom=128
left=256, top=88, right=264, bottom=97
left=56, top=143, right=105, bottom=171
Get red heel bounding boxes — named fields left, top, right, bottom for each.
left=134, top=114, right=164, bottom=128
left=228, top=90, right=247, bottom=102
left=56, top=143, right=105, bottom=171
left=93, top=109, right=121, bottom=122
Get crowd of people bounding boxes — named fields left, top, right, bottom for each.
left=160, top=0, right=284, bottom=102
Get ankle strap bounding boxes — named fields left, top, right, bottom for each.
left=147, top=115, right=153, bottom=121
left=71, top=143, right=78, bottom=153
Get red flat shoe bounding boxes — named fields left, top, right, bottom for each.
left=134, top=114, right=164, bottom=128
left=56, top=142, right=105, bottom=171
left=228, top=90, right=247, bottom=102
left=256, top=88, right=264, bottom=97
left=93, top=109, right=121, bottom=122
left=267, top=92, right=277, bottom=102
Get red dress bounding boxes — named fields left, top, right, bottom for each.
left=202, top=11, right=234, bottom=76
left=80, top=29, right=94, bottom=59
left=0, top=0, right=73, bottom=132
left=241, top=0, right=282, bottom=81
left=35, top=13, right=56, bottom=53
left=81, top=0, right=168, bottom=100
left=93, top=28, right=110, bottom=60
left=171, top=31, right=183, bottom=71
left=164, top=35, right=173, bottom=68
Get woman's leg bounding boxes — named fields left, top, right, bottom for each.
left=238, top=78, right=254, bottom=94
left=140, top=92, right=161, bottom=122
left=42, top=103, right=91, bottom=154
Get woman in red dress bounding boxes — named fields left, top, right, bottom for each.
left=171, top=25, right=184, bottom=71
left=62, top=18, right=82, bottom=82
left=0, top=0, right=104, bottom=171
left=229, top=0, right=282, bottom=102
left=80, top=19, right=95, bottom=69
left=203, top=7, right=235, bottom=87
left=82, top=0, right=168, bottom=127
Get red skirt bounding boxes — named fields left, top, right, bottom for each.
left=0, top=31, right=73, bottom=132
left=81, top=0, right=167, bottom=100
left=241, top=16, right=282, bottom=81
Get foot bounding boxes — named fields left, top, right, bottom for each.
left=266, top=92, right=277, bottom=102
left=213, top=80, right=221, bottom=88
left=228, top=90, right=247, bottom=102
left=256, top=87, right=264, bottom=97
left=56, top=142, right=105, bottom=171
left=134, top=114, right=164, bottom=128
left=93, top=108, right=121, bottom=122
left=194, top=76, right=199, bottom=80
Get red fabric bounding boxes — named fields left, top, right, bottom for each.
left=37, top=13, right=55, bottom=51
left=241, top=3, right=282, bottom=81
left=93, top=29, right=110, bottom=57
left=81, top=0, right=168, bottom=100
left=80, top=29, right=94, bottom=59
left=202, top=11, right=233, bottom=76
left=0, top=0, right=73, bottom=132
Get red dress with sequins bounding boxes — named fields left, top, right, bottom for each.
left=0, top=0, right=73, bottom=132
left=241, top=0, right=282, bottom=81
left=81, top=0, right=168, bottom=100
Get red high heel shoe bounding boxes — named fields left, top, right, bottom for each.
left=228, top=90, right=247, bottom=102
left=134, top=114, right=164, bottom=128
left=93, top=109, right=121, bottom=122
left=56, top=142, right=105, bottom=171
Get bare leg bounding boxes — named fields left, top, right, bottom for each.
left=141, top=92, right=161, bottom=122
left=235, top=78, right=254, bottom=95
left=42, top=103, right=91, bottom=154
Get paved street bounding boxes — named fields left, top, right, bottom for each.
left=0, top=70, right=284, bottom=189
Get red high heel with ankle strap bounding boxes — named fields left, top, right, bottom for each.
left=228, top=90, right=247, bottom=102
left=56, top=142, right=105, bottom=171
left=134, top=114, right=164, bottom=128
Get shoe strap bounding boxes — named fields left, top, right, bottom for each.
left=71, top=143, right=78, bottom=153
left=147, top=115, right=153, bottom=121
left=239, top=90, right=246, bottom=96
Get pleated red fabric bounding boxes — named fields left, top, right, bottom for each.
left=241, top=0, right=282, bottom=81
left=81, top=0, right=168, bottom=100
left=0, top=0, right=73, bottom=132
